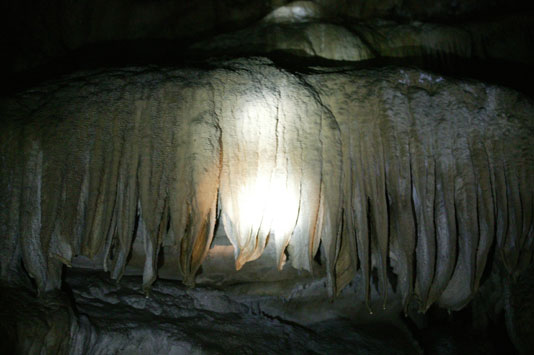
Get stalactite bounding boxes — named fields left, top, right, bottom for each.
left=317, top=103, right=343, bottom=295
left=218, top=69, right=282, bottom=270
left=469, top=132, right=495, bottom=292
left=426, top=93, right=457, bottom=308
left=136, top=95, right=168, bottom=290
left=407, top=88, right=437, bottom=310
left=360, top=93, right=390, bottom=307
left=0, top=60, right=533, bottom=314
left=173, top=84, right=220, bottom=286
left=381, top=86, right=416, bottom=312
left=20, top=137, right=47, bottom=292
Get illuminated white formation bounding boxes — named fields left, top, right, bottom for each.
left=1, top=59, right=533, bottom=312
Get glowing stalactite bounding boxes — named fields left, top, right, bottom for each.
left=231, top=172, right=300, bottom=269
left=218, top=87, right=314, bottom=272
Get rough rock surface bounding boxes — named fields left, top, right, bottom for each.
left=0, top=269, right=521, bottom=354
left=192, top=13, right=534, bottom=67
left=191, top=21, right=375, bottom=62
left=1, top=58, right=533, bottom=316
left=64, top=270, right=420, bottom=354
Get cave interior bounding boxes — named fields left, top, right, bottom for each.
left=1, top=1, right=534, bottom=354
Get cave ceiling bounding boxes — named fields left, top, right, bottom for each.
left=3, top=0, right=534, bottom=94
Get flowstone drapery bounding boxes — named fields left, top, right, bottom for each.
left=1, top=59, right=533, bottom=312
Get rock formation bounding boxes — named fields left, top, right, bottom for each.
left=2, top=58, right=533, bottom=308
left=2, top=1, right=534, bottom=353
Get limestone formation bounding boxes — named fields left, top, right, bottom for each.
left=2, top=1, right=533, bottom=353
left=1, top=58, right=533, bottom=315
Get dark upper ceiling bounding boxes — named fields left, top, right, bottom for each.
left=2, top=0, right=534, bottom=94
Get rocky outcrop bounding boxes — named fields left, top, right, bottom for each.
left=1, top=58, right=533, bottom=315
left=4, top=0, right=533, bottom=84
left=1, top=271, right=423, bottom=354
left=192, top=12, right=534, bottom=70
left=190, top=22, right=375, bottom=62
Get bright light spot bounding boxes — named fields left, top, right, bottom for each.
left=263, top=1, right=321, bottom=23
left=292, top=6, right=307, bottom=18
left=237, top=171, right=299, bottom=242
left=220, top=92, right=302, bottom=270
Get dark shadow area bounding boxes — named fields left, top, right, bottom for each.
left=407, top=305, right=517, bottom=355
left=3, top=38, right=533, bottom=99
